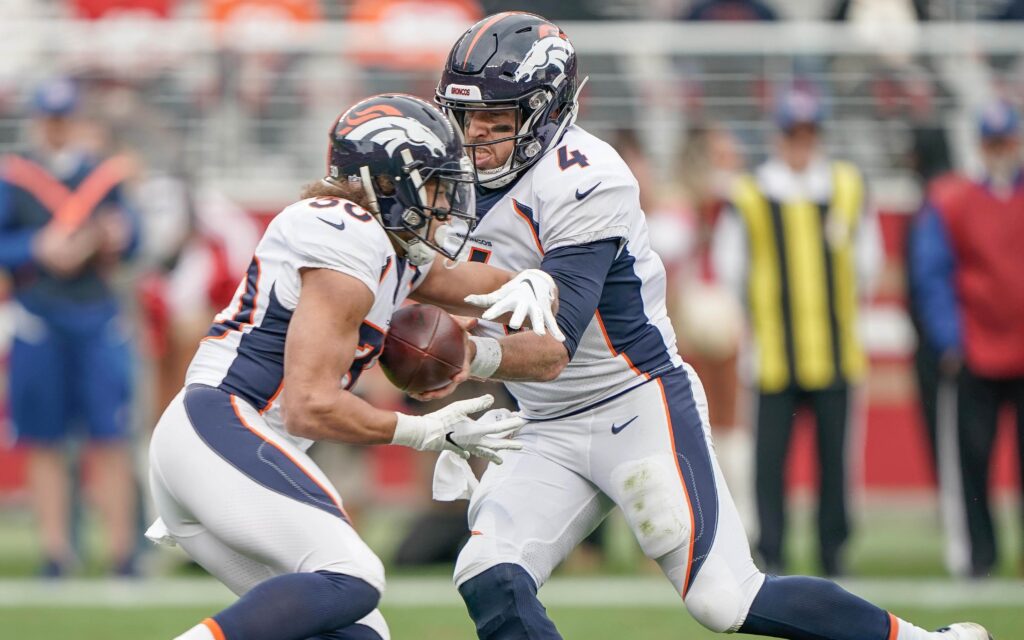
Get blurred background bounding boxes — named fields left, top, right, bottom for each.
left=0, top=0, right=1022, bottom=637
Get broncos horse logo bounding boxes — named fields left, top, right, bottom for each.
left=513, top=35, right=574, bottom=83
left=338, top=105, right=448, bottom=158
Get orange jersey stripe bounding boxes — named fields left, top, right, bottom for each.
left=511, top=199, right=544, bottom=255
left=260, top=381, right=285, bottom=415
left=656, top=376, right=697, bottom=597
left=593, top=310, right=647, bottom=379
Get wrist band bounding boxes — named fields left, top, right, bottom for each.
left=469, top=336, right=502, bottom=379
left=391, top=412, right=424, bottom=449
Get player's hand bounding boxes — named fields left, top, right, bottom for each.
left=409, top=316, right=477, bottom=402
left=392, top=394, right=524, bottom=464
left=464, top=269, right=565, bottom=342
left=445, top=407, right=524, bottom=464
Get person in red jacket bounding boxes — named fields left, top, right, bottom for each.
left=911, top=99, right=1024, bottom=577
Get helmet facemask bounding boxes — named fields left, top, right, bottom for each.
left=350, top=150, right=476, bottom=266
left=439, top=77, right=584, bottom=189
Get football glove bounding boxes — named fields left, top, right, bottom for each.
left=392, top=394, right=524, bottom=464
left=464, top=269, right=565, bottom=342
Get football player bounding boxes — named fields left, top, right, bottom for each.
left=430, top=13, right=992, bottom=640
left=149, top=94, right=562, bottom=640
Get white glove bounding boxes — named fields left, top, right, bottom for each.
left=392, top=394, right=524, bottom=464
left=464, top=269, right=565, bottom=342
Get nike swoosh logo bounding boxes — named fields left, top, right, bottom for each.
left=610, top=416, right=638, bottom=435
left=575, top=182, right=602, bottom=200
left=318, top=216, right=346, bottom=231
left=445, top=432, right=464, bottom=450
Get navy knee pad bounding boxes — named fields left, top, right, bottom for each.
left=458, top=563, right=562, bottom=640
left=215, top=570, right=380, bottom=640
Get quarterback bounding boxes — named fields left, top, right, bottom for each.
left=149, top=94, right=560, bottom=640
left=430, top=12, right=992, bottom=640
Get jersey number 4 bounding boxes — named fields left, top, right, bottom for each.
left=557, top=146, right=590, bottom=171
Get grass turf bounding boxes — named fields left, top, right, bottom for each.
left=1, top=605, right=1022, bottom=639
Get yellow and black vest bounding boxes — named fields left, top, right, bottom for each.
left=731, top=160, right=867, bottom=393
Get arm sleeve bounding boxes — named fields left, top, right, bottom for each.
left=0, top=179, right=36, bottom=269
left=540, top=238, right=619, bottom=358
left=909, top=204, right=962, bottom=354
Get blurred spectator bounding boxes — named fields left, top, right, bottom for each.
left=905, top=170, right=972, bottom=577
left=135, top=175, right=260, bottom=415
left=714, top=86, right=882, bottom=576
left=0, top=78, right=141, bottom=576
left=910, top=100, right=1024, bottom=578
left=671, top=123, right=753, bottom=526
left=683, top=0, right=778, bottom=21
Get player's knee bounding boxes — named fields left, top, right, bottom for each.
left=458, top=563, right=557, bottom=639
left=682, top=557, right=760, bottom=634
left=454, top=532, right=544, bottom=589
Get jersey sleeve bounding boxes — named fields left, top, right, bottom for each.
left=280, top=199, right=387, bottom=297
left=533, top=141, right=639, bottom=253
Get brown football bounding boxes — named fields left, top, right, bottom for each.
left=380, top=304, right=466, bottom=394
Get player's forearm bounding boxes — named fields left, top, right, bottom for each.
left=284, top=387, right=398, bottom=445
left=489, top=331, right=569, bottom=382
left=413, top=260, right=512, bottom=317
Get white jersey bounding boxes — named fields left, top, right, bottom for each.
left=186, top=196, right=431, bottom=442
left=450, top=125, right=683, bottom=418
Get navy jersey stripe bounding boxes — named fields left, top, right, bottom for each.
left=541, top=239, right=619, bottom=358
left=218, top=284, right=291, bottom=409
left=595, top=247, right=674, bottom=377
left=657, top=368, right=718, bottom=596
left=183, top=384, right=348, bottom=522
left=206, top=257, right=261, bottom=338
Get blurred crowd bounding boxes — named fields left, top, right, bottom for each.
left=0, top=0, right=1021, bottom=581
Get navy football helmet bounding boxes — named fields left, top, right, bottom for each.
left=435, top=12, right=584, bottom=188
left=325, top=94, right=476, bottom=265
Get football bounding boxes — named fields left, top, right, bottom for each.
left=379, top=304, right=466, bottom=394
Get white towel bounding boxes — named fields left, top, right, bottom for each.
left=431, top=408, right=518, bottom=501
left=432, top=450, right=479, bottom=501
left=144, top=517, right=178, bottom=547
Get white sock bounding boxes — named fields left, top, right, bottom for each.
left=893, top=615, right=937, bottom=640
left=174, top=620, right=219, bottom=640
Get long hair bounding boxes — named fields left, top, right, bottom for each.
left=299, top=176, right=397, bottom=208
left=299, top=179, right=367, bottom=205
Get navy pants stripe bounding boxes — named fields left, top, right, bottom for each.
left=183, top=384, right=349, bottom=523
left=657, top=369, right=719, bottom=596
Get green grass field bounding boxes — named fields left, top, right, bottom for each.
left=0, top=496, right=1021, bottom=638
left=2, top=596, right=1023, bottom=639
